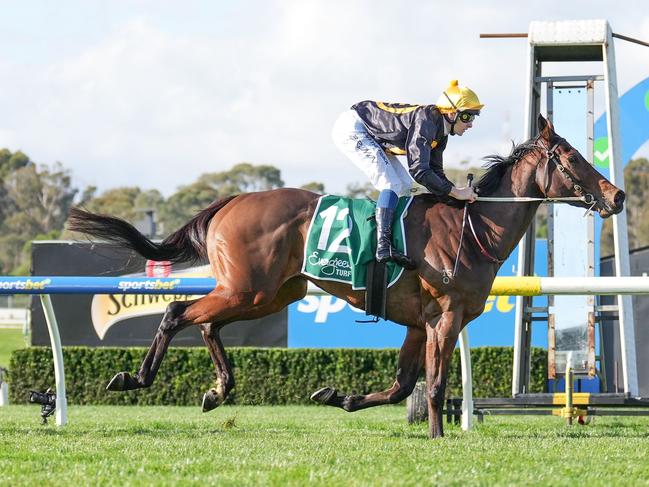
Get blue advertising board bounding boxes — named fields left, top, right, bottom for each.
left=288, top=241, right=549, bottom=348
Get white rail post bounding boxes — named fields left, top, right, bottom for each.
left=39, top=294, right=67, bottom=426
left=0, top=369, right=8, bottom=406
left=458, top=328, right=474, bottom=431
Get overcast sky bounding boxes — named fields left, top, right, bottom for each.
left=1, top=1, right=648, bottom=196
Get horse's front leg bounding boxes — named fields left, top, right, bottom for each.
left=106, top=299, right=196, bottom=391
left=311, top=325, right=426, bottom=411
left=425, top=308, right=462, bottom=438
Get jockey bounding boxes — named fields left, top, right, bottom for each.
left=332, top=79, right=482, bottom=269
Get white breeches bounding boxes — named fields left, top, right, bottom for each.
left=332, top=110, right=427, bottom=197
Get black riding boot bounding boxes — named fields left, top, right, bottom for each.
left=375, top=207, right=416, bottom=270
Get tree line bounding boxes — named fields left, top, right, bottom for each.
left=0, top=147, right=647, bottom=275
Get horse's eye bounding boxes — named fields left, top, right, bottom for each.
left=568, top=155, right=577, bottom=164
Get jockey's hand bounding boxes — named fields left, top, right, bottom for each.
left=449, top=185, right=478, bottom=203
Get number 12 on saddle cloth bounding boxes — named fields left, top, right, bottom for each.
left=301, top=195, right=413, bottom=290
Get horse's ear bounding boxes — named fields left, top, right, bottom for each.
left=537, top=114, right=554, bottom=142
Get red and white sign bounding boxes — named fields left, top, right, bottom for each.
left=145, top=260, right=172, bottom=278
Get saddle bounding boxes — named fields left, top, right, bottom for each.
left=301, top=195, right=414, bottom=320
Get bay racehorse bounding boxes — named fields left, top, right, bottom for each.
left=67, top=115, right=624, bottom=438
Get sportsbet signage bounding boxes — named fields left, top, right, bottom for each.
left=90, top=277, right=204, bottom=340
left=114, top=278, right=181, bottom=291
left=0, top=278, right=51, bottom=291
left=289, top=294, right=518, bottom=348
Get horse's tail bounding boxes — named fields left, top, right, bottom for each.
left=67, top=195, right=238, bottom=263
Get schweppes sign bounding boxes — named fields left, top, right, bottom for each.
left=90, top=265, right=212, bottom=339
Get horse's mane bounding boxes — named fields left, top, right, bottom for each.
left=415, top=140, right=540, bottom=206
left=475, top=141, right=537, bottom=196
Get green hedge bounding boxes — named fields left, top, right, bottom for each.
left=8, top=347, right=547, bottom=406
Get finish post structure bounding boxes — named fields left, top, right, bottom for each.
left=512, top=19, right=638, bottom=396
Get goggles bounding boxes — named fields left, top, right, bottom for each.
left=441, top=92, right=479, bottom=123
left=458, top=111, right=477, bottom=124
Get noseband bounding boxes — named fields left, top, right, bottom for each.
left=476, top=139, right=598, bottom=207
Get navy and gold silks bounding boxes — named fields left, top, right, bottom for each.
left=351, top=100, right=453, bottom=196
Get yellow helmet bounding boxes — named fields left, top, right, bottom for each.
left=435, top=80, right=484, bottom=114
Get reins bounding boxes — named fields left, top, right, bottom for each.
left=475, top=196, right=589, bottom=203
left=450, top=175, right=505, bottom=282
left=451, top=204, right=470, bottom=279
left=466, top=210, right=504, bottom=265
left=449, top=202, right=504, bottom=283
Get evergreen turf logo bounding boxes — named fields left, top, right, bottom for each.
left=306, top=251, right=352, bottom=278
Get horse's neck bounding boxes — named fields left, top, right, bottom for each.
left=475, top=164, right=542, bottom=259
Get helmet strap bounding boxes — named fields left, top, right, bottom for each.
left=442, top=91, right=459, bottom=111
left=443, top=113, right=457, bottom=136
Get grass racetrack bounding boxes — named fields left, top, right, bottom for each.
left=0, top=328, right=25, bottom=369
left=1, top=405, right=649, bottom=485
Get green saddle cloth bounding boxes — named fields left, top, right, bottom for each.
left=301, top=195, right=413, bottom=290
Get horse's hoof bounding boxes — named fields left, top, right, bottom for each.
left=342, top=394, right=362, bottom=412
left=106, top=372, right=137, bottom=391
left=202, top=388, right=224, bottom=413
left=310, top=387, right=337, bottom=405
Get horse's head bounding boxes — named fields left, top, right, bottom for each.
left=534, top=114, right=625, bottom=218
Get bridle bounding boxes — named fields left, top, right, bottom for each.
left=449, top=137, right=599, bottom=278
left=531, top=137, right=598, bottom=207
left=476, top=137, right=597, bottom=209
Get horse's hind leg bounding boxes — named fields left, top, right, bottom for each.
left=107, top=276, right=307, bottom=393
left=311, top=326, right=426, bottom=411
left=106, top=299, right=198, bottom=391
left=107, top=285, right=267, bottom=391
left=200, top=276, right=308, bottom=412
left=199, top=324, right=233, bottom=412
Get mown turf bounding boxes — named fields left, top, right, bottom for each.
left=1, top=405, right=648, bottom=486
left=0, top=328, right=25, bottom=369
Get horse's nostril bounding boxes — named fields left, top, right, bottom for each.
left=614, top=191, right=625, bottom=207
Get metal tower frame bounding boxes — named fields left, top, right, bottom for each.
left=512, top=20, right=638, bottom=396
